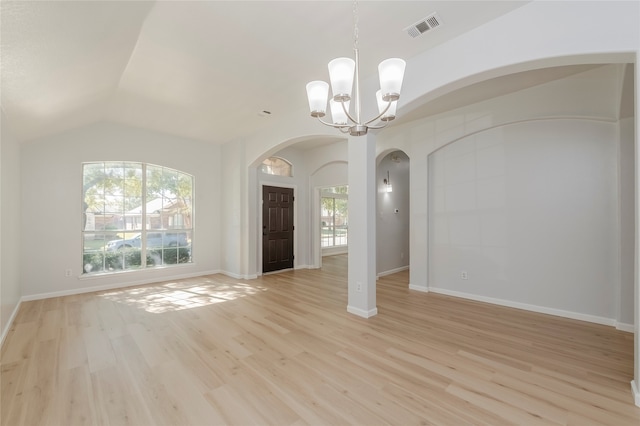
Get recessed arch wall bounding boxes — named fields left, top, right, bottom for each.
left=378, top=63, right=630, bottom=290
left=427, top=118, right=623, bottom=320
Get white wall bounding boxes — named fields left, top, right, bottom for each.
left=20, top=122, right=221, bottom=298
left=1, top=112, right=23, bottom=342
left=377, top=151, right=410, bottom=276
left=428, top=119, right=620, bottom=323
left=620, top=117, right=635, bottom=326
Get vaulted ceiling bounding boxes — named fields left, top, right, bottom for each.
left=1, top=1, right=538, bottom=144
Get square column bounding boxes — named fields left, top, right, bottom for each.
left=633, top=53, right=640, bottom=408
left=347, top=132, right=377, bottom=317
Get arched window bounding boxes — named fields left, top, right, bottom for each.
left=82, top=162, right=194, bottom=274
left=260, top=157, right=293, bottom=177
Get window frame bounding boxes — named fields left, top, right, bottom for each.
left=81, top=161, right=194, bottom=275
left=260, top=156, right=293, bottom=177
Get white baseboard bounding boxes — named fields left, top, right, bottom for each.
left=295, top=264, right=313, bottom=270
left=616, top=322, right=635, bottom=333
left=347, top=305, right=378, bottom=318
left=409, top=284, right=429, bottom=293
left=220, top=270, right=258, bottom=280
left=22, top=269, right=221, bottom=301
left=377, top=265, right=409, bottom=278
left=429, top=287, right=621, bottom=329
left=632, top=380, right=640, bottom=407
left=1, top=299, right=22, bottom=347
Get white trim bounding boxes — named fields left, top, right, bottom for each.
left=377, top=265, right=409, bottom=278
left=616, top=322, right=635, bottom=333
left=311, top=186, right=322, bottom=269
left=295, top=264, right=313, bottom=270
left=631, top=380, right=640, bottom=407
left=347, top=305, right=378, bottom=318
left=429, top=287, right=620, bottom=328
left=21, top=270, right=220, bottom=301
left=1, top=299, right=22, bottom=347
left=220, top=270, right=258, bottom=280
left=409, top=284, right=429, bottom=293
left=77, top=262, right=196, bottom=281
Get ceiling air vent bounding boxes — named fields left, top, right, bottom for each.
left=405, top=13, right=442, bottom=38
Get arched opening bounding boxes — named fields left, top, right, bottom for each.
left=376, top=150, right=410, bottom=278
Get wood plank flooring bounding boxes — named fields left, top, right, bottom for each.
left=2, top=254, right=639, bottom=425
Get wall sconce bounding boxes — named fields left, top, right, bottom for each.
left=383, top=171, right=393, bottom=193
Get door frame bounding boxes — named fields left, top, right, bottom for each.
left=258, top=180, right=297, bottom=275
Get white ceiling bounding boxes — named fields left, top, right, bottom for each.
left=1, top=1, right=558, bottom=144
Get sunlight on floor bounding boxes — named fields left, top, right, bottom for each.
left=99, top=277, right=267, bottom=313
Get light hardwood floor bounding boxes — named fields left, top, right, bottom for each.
left=2, top=255, right=639, bottom=425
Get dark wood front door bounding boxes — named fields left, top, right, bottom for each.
left=262, top=185, right=294, bottom=273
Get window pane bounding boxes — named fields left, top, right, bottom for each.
left=260, top=157, right=292, bottom=177
left=324, top=185, right=348, bottom=195
left=83, top=233, right=106, bottom=273
left=320, top=194, right=348, bottom=248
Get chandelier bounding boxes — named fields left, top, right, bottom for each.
left=305, top=1, right=406, bottom=136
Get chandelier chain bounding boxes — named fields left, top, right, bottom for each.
left=353, top=0, right=359, bottom=50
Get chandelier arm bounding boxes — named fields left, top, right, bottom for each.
left=339, top=100, right=361, bottom=126
left=315, top=116, right=351, bottom=129
left=366, top=121, right=390, bottom=130
left=363, top=100, right=393, bottom=126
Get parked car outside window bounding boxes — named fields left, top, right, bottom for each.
left=106, top=232, right=188, bottom=251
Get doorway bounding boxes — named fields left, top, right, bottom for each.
left=320, top=185, right=349, bottom=257
left=262, top=185, right=294, bottom=273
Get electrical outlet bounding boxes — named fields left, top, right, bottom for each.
left=461, top=271, right=468, bottom=280
left=356, top=281, right=362, bottom=292
left=65, top=269, right=73, bottom=277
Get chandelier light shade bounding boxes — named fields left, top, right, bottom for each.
left=306, top=81, right=330, bottom=118
left=305, top=1, right=406, bottom=136
left=328, top=58, right=355, bottom=101
left=378, top=58, right=406, bottom=101
left=330, top=99, right=350, bottom=125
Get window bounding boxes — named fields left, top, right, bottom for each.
left=82, top=162, right=193, bottom=274
left=321, top=186, right=348, bottom=248
left=260, top=157, right=292, bottom=177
